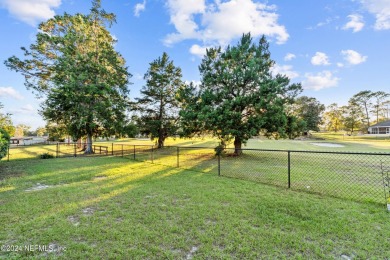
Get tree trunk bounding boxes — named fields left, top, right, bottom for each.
left=85, top=133, right=94, bottom=154
left=157, top=137, right=164, bottom=148
left=233, top=136, right=242, bottom=155
left=364, top=103, right=370, bottom=127
left=157, top=129, right=164, bottom=148
left=376, top=108, right=379, bottom=124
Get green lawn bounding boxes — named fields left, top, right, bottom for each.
left=7, top=134, right=390, bottom=161
left=7, top=137, right=390, bottom=204
left=0, top=156, right=390, bottom=259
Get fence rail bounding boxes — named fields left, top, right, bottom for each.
left=6, top=142, right=390, bottom=205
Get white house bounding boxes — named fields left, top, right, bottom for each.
left=368, top=120, right=390, bottom=134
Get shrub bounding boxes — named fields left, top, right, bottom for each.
left=0, top=128, right=10, bottom=160
left=214, top=144, right=226, bottom=156
left=39, top=152, right=55, bottom=159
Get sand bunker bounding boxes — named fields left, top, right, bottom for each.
left=310, top=142, right=345, bottom=148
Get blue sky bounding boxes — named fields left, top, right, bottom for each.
left=0, top=0, right=389, bottom=129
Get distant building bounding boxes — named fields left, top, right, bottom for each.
left=368, top=120, right=390, bottom=134
left=10, top=137, right=47, bottom=145
left=10, top=137, right=33, bottom=145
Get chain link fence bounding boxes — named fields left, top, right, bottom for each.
left=6, top=142, right=390, bottom=204
left=220, top=149, right=390, bottom=204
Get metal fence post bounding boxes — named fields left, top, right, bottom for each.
left=288, top=151, right=291, bottom=188
left=74, top=143, right=77, bottom=157
left=177, top=147, right=180, bottom=168
left=122, top=144, right=124, bottom=158
left=151, top=145, right=154, bottom=163
left=56, top=143, right=59, bottom=158
left=133, top=145, right=135, bottom=160
left=111, top=143, right=114, bottom=156
left=218, top=153, right=221, bottom=176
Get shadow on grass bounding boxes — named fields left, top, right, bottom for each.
left=0, top=157, right=203, bottom=225
left=1, top=156, right=390, bottom=259
left=8, top=145, right=58, bottom=160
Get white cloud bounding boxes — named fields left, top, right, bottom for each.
left=311, top=52, right=331, bottom=66
left=189, top=44, right=209, bottom=58
left=360, top=0, right=390, bottom=30
left=342, top=14, right=365, bottom=32
left=184, top=80, right=201, bottom=87
left=284, top=53, right=296, bottom=61
left=134, top=0, right=146, bottom=17
left=0, top=0, right=61, bottom=26
left=21, top=104, right=35, bottom=113
left=164, top=0, right=289, bottom=47
left=0, top=87, right=24, bottom=100
left=307, top=17, right=337, bottom=30
left=337, top=62, right=344, bottom=68
left=316, top=17, right=333, bottom=27
left=8, top=104, right=36, bottom=115
left=341, top=49, right=367, bottom=65
left=134, top=73, right=143, bottom=80
left=164, top=0, right=206, bottom=45
left=271, top=64, right=299, bottom=79
left=302, top=71, right=339, bottom=90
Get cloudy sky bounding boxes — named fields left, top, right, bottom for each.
left=0, top=0, right=389, bottom=129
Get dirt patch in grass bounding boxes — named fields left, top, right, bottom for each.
left=185, top=246, right=199, bottom=260
left=310, top=142, right=345, bottom=147
left=25, top=183, right=51, bottom=191
left=68, top=215, right=80, bottom=226
left=82, top=207, right=95, bottom=216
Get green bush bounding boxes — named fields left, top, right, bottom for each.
left=39, top=152, right=55, bottom=159
left=0, top=128, right=10, bottom=160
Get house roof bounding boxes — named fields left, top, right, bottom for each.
left=370, top=120, right=390, bottom=127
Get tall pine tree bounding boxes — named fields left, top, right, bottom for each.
left=180, top=33, right=301, bottom=154
left=136, top=52, right=183, bottom=148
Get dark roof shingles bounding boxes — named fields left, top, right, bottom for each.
left=370, top=120, right=390, bottom=127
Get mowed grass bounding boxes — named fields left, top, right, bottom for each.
left=7, top=134, right=390, bottom=161
left=7, top=137, right=390, bottom=204
left=1, top=157, right=390, bottom=259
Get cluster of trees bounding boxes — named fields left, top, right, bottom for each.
left=0, top=103, right=12, bottom=159
left=134, top=34, right=327, bottom=154
left=0, top=103, right=15, bottom=136
left=13, top=125, right=47, bottom=137
left=323, top=91, right=390, bottom=133
left=4, top=0, right=387, bottom=158
left=5, top=1, right=313, bottom=156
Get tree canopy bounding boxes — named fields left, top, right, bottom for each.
left=293, top=96, right=325, bottom=132
left=0, top=102, right=11, bottom=160
left=323, top=103, right=344, bottom=132
left=341, top=100, right=364, bottom=134
left=136, top=52, right=183, bottom=148
left=0, top=128, right=10, bottom=161
left=5, top=0, right=131, bottom=153
left=0, top=102, right=15, bottom=136
left=179, top=33, right=302, bottom=154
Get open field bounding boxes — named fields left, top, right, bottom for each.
left=0, top=157, right=390, bottom=259
left=6, top=137, right=390, bottom=204
left=7, top=134, right=390, bottom=161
